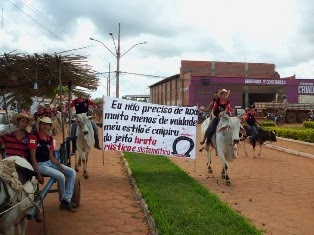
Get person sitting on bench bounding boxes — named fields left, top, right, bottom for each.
left=29, top=117, right=77, bottom=213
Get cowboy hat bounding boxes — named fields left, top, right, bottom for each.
left=36, top=117, right=53, bottom=131
left=217, top=89, right=230, bottom=98
left=11, top=113, right=32, bottom=126
left=38, top=117, right=53, bottom=124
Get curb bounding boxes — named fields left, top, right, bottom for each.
left=119, top=151, right=158, bottom=235
left=277, top=137, right=314, bottom=146
left=264, top=143, right=314, bottom=159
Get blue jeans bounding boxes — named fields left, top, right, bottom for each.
left=206, top=117, right=219, bottom=145
left=38, top=160, right=76, bottom=203
left=249, top=125, right=258, bottom=142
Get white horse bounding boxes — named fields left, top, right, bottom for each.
left=0, top=156, right=37, bottom=235
left=75, top=113, right=94, bottom=179
left=200, top=114, right=244, bottom=185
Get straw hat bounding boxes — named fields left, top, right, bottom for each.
left=217, top=89, right=230, bottom=99
left=11, top=113, right=32, bottom=126
left=38, top=117, right=53, bottom=124
left=36, top=117, right=53, bottom=131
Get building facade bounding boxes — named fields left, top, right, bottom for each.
left=149, top=60, right=314, bottom=108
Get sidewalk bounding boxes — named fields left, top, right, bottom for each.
left=26, top=145, right=150, bottom=235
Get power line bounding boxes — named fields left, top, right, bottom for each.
left=6, top=0, right=65, bottom=42
left=96, top=71, right=168, bottom=79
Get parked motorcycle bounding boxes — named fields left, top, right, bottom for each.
left=265, top=113, right=284, bottom=126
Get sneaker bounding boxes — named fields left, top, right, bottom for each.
left=60, top=200, right=77, bottom=212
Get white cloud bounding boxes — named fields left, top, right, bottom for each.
left=0, top=0, right=313, bottom=99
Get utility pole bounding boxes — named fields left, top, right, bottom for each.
left=90, top=23, right=146, bottom=98
left=108, top=63, right=111, bottom=96
left=116, top=23, right=121, bottom=98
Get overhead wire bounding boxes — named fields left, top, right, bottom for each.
left=6, top=0, right=66, bottom=42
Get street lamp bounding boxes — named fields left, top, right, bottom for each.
left=90, top=23, right=147, bottom=98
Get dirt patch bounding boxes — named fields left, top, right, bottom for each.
left=170, top=125, right=314, bottom=235
left=26, top=131, right=149, bottom=235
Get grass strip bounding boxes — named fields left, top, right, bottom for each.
left=124, top=152, right=261, bottom=235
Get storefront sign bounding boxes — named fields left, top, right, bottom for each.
left=244, top=79, right=286, bottom=85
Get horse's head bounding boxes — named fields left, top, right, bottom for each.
left=217, top=116, right=243, bottom=146
left=270, top=130, right=277, bottom=142
left=76, top=113, right=90, bottom=135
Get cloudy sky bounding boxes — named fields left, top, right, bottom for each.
left=1, top=0, right=313, bottom=98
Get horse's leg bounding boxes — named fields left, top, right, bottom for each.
left=221, top=162, right=230, bottom=183
left=258, top=144, right=263, bottom=157
left=217, top=151, right=230, bottom=185
left=83, top=151, right=90, bottom=179
left=207, top=148, right=213, bottom=173
left=5, top=226, right=15, bottom=235
left=243, top=140, right=248, bottom=156
left=224, top=163, right=230, bottom=185
left=77, top=148, right=86, bottom=177
left=74, top=150, right=79, bottom=172
left=19, top=218, right=28, bottom=235
left=78, top=149, right=89, bottom=179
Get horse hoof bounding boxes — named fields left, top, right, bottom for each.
left=75, top=167, right=79, bottom=172
left=208, top=167, right=213, bottom=173
left=226, top=180, right=231, bottom=186
left=84, top=174, right=89, bottom=179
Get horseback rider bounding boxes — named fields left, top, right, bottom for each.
left=200, top=89, right=231, bottom=150
left=70, top=96, right=101, bottom=151
left=245, top=105, right=259, bottom=144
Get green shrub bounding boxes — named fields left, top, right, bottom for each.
left=260, top=121, right=275, bottom=127
left=303, top=121, right=314, bottom=129
left=265, top=127, right=314, bottom=143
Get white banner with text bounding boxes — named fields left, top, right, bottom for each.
left=103, top=97, right=198, bottom=159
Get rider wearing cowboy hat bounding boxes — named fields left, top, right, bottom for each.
left=70, top=96, right=101, bottom=150
left=245, top=105, right=259, bottom=144
left=201, top=89, right=231, bottom=150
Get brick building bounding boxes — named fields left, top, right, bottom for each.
left=149, top=60, right=313, bottom=108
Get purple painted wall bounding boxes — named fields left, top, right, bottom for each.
left=189, top=76, right=314, bottom=107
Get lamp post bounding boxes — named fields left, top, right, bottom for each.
left=90, top=23, right=147, bottom=98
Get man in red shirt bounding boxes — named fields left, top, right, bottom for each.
left=70, top=96, right=100, bottom=150
left=33, top=105, right=46, bottom=122
left=44, top=103, right=54, bottom=118
left=0, top=113, right=32, bottom=160
left=29, top=117, right=77, bottom=213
